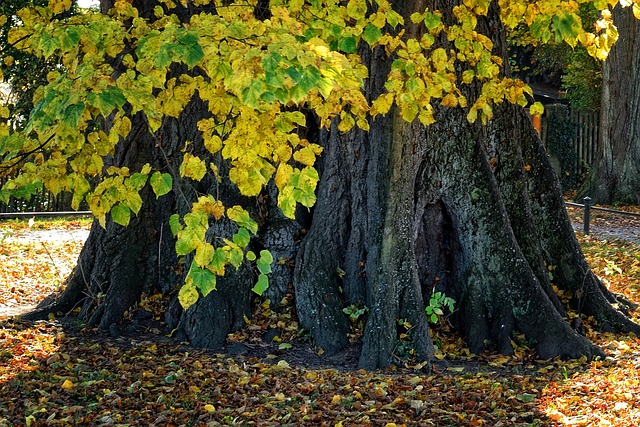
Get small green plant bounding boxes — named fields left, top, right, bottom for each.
left=603, top=259, right=622, bottom=276
left=342, top=304, right=368, bottom=322
left=425, top=292, right=455, bottom=324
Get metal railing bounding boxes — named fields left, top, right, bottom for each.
left=0, top=210, right=92, bottom=219
left=566, top=197, right=640, bottom=235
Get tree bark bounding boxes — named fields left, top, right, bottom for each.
left=578, top=5, right=640, bottom=204
left=24, top=0, right=640, bottom=370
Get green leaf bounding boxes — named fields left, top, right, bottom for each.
left=129, top=172, right=148, bottom=191
left=39, top=32, right=60, bottom=58
left=155, top=44, right=173, bottom=68
left=530, top=16, right=552, bottom=43
left=88, top=88, right=126, bottom=117
left=233, top=227, right=251, bottom=248
left=552, top=12, right=581, bottom=42
left=245, top=250, right=256, bottom=261
left=362, top=24, right=382, bottom=45
left=257, top=249, right=273, bottom=275
left=111, top=204, right=131, bottom=226
left=62, top=103, right=85, bottom=128
left=61, top=27, right=81, bottom=52
left=516, top=393, right=537, bottom=403
left=150, top=172, right=173, bottom=198
left=423, top=12, right=442, bottom=31
left=178, top=283, right=199, bottom=310
left=176, top=29, right=199, bottom=46
left=299, top=67, right=321, bottom=93
left=226, top=206, right=258, bottom=234
left=169, top=214, right=182, bottom=236
left=176, top=228, right=202, bottom=255
left=228, top=247, right=244, bottom=268
left=252, top=273, right=269, bottom=295
left=209, top=248, right=227, bottom=275
left=338, top=36, right=357, bottom=54
left=182, top=43, right=204, bottom=68
left=186, top=263, right=217, bottom=297
left=123, top=191, right=143, bottom=215
left=241, top=80, right=265, bottom=109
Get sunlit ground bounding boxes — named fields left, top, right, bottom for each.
left=0, top=217, right=639, bottom=425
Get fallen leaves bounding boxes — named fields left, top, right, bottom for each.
left=1, top=217, right=640, bottom=425
left=0, top=218, right=90, bottom=317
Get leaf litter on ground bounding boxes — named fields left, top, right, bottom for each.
left=1, top=216, right=640, bottom=426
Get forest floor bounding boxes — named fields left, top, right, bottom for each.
left=1, top=210, right=640, bottom=426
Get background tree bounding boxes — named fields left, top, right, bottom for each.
left=577, top=3, right=640, bottom=204
left=2, top=0, right=639, bottom=370
left=0, top=0, right=80, bottom=131
left=509, top=2, right=603, bottom=113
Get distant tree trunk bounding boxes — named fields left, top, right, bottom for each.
left=26, top=0, right=640, bottom=370
left=578, top=5, right=640, bottom=204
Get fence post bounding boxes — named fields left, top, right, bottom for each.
left=583, top=196, right=591, bottom=235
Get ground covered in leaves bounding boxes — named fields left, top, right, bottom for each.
left=1, top=215, right=640, bottom=426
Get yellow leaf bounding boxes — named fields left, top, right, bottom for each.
left=50, top=0, right=72, bottom=14
left=293, top=146, right=317, bottom=166
left=274, top=144, right=292, bottom=163
left=204, top=134, right=223, bottom=155
left=194, top=242, right=215, bottom=266
left=275, top=163, right=293, bottom=189
left=61, top=380, right=74, bottom=390
left=189, top=385, right=201, bottom=393
left=180, top=153, right=207, bottom=181
left=178, top=284, right=199, bottom=310
left=529, top=102, right=544, bottom=117
left=274, top=392, right=285, bottom=401
left=331, top=394, right=342, bottom=404
left=276, top=360, right=290, bottom=369
left=371, top=93, right=394, bottom=116
left=204, top=404, right=216, bottom=412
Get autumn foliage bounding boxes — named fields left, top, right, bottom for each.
left=0, top=0, right=635, bottom=305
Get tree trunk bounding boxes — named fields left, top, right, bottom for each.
left=25, top=0, right=640, bottom=370
left=578, top=5, right=640, bottom=204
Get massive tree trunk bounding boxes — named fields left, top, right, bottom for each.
left=25, top=0, right=640, bottom=370
left=578, top=5, right=640, bottom=204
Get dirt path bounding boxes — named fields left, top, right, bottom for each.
left=0, top=225, right=89, bottom=318
left=566, top=205, right=640, bottom=245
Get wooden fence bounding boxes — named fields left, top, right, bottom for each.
left=539, top=105, right=600, bottom=178
left=0, top=178, right=77, bottom=214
